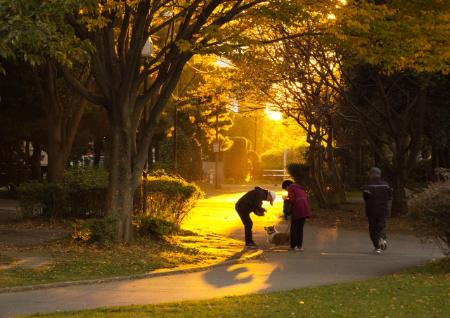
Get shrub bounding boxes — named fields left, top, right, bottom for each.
left=408, top=181, right=450, bottom=255
left=134, top=171, right=202, bottom=238
left=133, top=215, right=176, bottom=238
left=63, top=167, right=108, bottom=217
left=17, top=167, right=107, bottom=218
left=409, top=159, right=432, bottom=183
left=135, top=172, right=203, bottom=228
left=70, top=217, right=117, bottom=243
left=17, top=181, right=66, bottom=218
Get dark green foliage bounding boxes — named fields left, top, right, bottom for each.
left=133, top=216, right=176, bottom=238
left=287, top=163, right=310, bottom=185
left=408, top=181, right=450, bottom=255
left=409, top=159, right=432, bottom=183
left=17, top=167, right=107, bottom=218
left=70, top=217, right=117, bottom=243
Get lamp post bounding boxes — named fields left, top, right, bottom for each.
left=213, top=105, right=220, bottom=189
left=140, top=37, right=153, bottom=214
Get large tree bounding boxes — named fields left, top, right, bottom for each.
left=0, top=0, right=93, bottom=183
left=60, top=1, right=267, bottom=241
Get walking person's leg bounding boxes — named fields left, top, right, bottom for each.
left=375, top=214, right=388, bottom=250
left=297, top=218, right=306, bottom=249
left=368, top=215, right=380, bottom=249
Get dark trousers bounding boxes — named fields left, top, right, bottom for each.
left=237, top=211, right=254, bottom=245
left=367, top=214, right=387, bottom=248
left=290, top=217, right=306, bottom=248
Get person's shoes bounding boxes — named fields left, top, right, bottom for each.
left=374, top=248, right=382, bottom=254
left=378, top=238, right=386, bottom=251
left=245, top=242, right=258, bottom=249
left=290, top=246, right=304, bottom=252
left=380, top=239, right=388, bottom=251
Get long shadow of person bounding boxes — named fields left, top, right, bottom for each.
left=202, top=249, right=256, bottom=288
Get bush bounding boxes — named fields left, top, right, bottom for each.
left=63, top=167, right=108, bottom=217
left=408, top=181, right=450, bottom=255
left=409, top=159, right=432, bottom=183
left=134, top=171, right=203, bottom=236
left=133, top=215, right=176, bottom=238
left=17, top=167, right=107, bottom=218
left=70, top=217, right=117, bottom=243
left=17, top=181, right=66, bottom=218
left=287, top=163, right=310, bottom=185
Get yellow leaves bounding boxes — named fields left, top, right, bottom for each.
left=176, top=40, right=193, bottom=53
left=298, top=300, right=305, bottom=305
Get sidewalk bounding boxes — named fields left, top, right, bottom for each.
left=0, top=225, right=441, bottom=317
left=0, top=187, right=443, bottom=317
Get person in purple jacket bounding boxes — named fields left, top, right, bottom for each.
left=282, top=179, right=312, bottom=251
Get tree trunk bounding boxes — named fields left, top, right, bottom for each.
left=106, top=126, right=135, bottom=242
left=326, top=126, right=346, bottom=204
left=308, top=143, right=328, bottom=207
left=46, top=119, right=66, bottom=183
left=30, top=143, right=42, bottom=180
left=93, top=138, right=103, bottom=167
left=390, top=174, right=407, bottom=217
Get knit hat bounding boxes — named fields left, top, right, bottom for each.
left=369, top=167, right=381, bottom=178
left=267, top=191, right=276, bottom=205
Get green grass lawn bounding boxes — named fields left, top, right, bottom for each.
left=0, top=232, right=251, bottom=289
left=27, top=258, right=450, bottom=318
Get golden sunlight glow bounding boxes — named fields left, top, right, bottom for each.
left=265, top=102, right=283, bottom=121
left=182, top=191, right=283, bottom=236
left=266, top=109, right=283, bottom=121
left=215, top=57, right=234, bottom=68
left=327, top=13, right=336, bottom=20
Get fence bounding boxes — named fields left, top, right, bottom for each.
left=262, top=169, right=289, bottom=180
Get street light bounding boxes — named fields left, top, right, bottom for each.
left=140, top=37, right=153, bottom=214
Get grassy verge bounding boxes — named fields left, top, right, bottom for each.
left=29, top=258, right=450, bottom=318
left=0, top=231, right=252, bottom=289
left=310, top=201, right=415, bottom=234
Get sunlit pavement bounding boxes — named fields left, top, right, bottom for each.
left=0, top=186, right=442, bottom=317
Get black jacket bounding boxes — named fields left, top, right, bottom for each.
left=362, top=178, right=392, bottom=217
left=235, top=187, right=268, bottom=214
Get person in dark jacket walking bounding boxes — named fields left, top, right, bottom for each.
left=362, top=167, right=393, bottom=254
left=235, top=187, right=276, bottom=248
left=282, top=180, right=311, bottom=251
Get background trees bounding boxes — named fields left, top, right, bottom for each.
left=1, top=0, right=449, bottom=240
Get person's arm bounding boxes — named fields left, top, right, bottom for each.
left=362, top=185, right=371, bottom=202
left=287, top=186, right=295, bottom=202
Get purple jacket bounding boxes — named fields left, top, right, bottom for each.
left=287, top=184, right=311, bottom=219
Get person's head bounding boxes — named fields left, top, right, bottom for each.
left=281, top=179, right=294, bottom=190
left=267, top=191, right=276, bottom=205
left=368, top=167, right=382, bottom=179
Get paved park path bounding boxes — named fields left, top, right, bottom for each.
left=0, top=186, right=442, bottom=317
